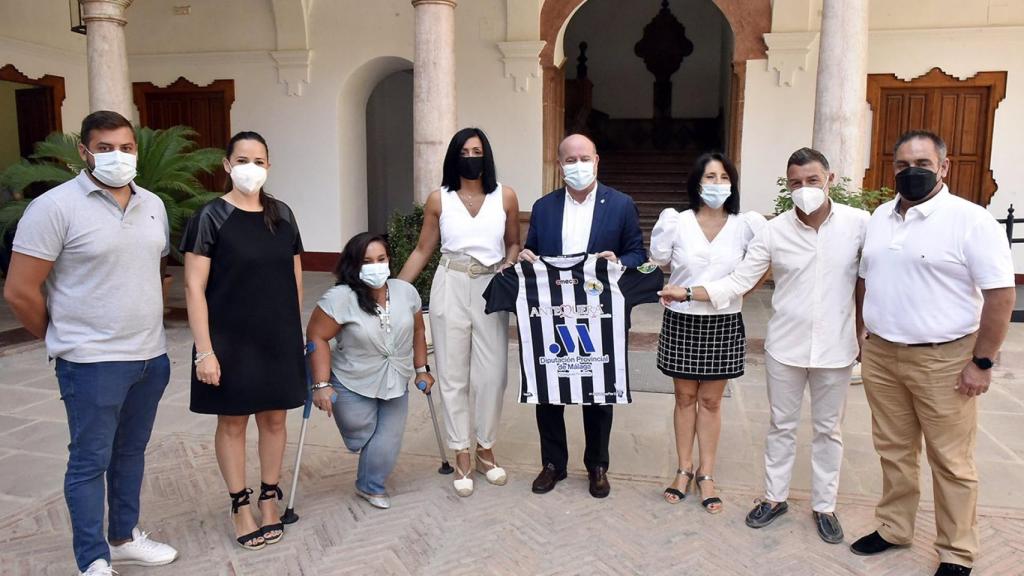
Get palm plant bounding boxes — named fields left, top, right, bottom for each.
left=0, top=126, right=223, bottom=262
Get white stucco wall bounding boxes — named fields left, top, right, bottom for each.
left=741, top=0, right=1024, bottom=271
left=120, top=0, right=543, bottom=252
left=562, top=0, right=728, bottom=119
left=455, top=0, right=544, bottom=210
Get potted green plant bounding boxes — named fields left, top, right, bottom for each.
left=773, top=176, right=893, bottom=214
left=0, top=126, right=224, bottom=277
left=387, top=204, right=441, bottom=347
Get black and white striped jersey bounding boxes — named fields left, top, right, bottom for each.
left=483, top=254, right=662, bottom=405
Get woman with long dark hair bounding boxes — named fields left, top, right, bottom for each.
left=398, top=127, right=520, bottom=497
left=650, top=152, right=766, bottom=513
left=306, top=233, right=433, bottom=509
left=181, top=131, right=305, bottom=549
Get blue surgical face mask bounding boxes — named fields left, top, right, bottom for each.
left=699, top=183, right=732, bottom=209
left=359, top=262, right=390, bottom=288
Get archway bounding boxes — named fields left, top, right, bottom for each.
left=337, top=56, right=414, bottom=249
left=540, top=0, right=770, bottom=195
left=366, top=69, right=414, bottom=234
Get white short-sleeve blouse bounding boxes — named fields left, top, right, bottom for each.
left=649, top=208, right=767, bottom=315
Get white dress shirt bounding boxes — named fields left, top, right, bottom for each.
left=650, top=208, right=767, bottom=314
left=859, top=186, right=1015, bottom=344
left=704, top=202, right=870, bottom=368
left=561, top=187, right=597, bottom=255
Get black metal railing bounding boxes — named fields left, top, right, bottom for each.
left=999, top=205, right=1024, bottom=323
left=998, top=204, right=1024, bottom=246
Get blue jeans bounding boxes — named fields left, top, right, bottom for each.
left=330, top=377, right=408, bottom=495
left=56, top=355, right=170, bottom=571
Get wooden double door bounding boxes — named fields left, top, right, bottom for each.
left=133, top=78, right=234, bottom=192
left=865, top=68, right=1006, bottom=206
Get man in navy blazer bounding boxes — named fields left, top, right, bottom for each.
left=519, top=133, right=646, bottom=498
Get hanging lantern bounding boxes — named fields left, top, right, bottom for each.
left=70, top=0, right=86, bottom=34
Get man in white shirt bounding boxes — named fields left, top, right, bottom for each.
left=661, top=148, right=869, bottom=544
left=851, top=131, right=1016, bottom=576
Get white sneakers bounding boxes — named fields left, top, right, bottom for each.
left=80, top=559, right=115, bottom=576
left=108, top=527, right=179, bottom=567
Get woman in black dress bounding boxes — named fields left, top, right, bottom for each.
left=181, top=131, right=305, bottom=550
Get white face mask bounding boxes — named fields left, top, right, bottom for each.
left=87, top=149, right=137, bottom=188
left=699, top=183, right=732, bottom=209
left=359, top=262, right=390, bottom=289
left=791, top=186, right=826, bottom=215
left=562, top=160, right=597, bottom=191
left=229, top=163, right=268, bottom=196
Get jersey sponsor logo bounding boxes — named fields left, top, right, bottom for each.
left=528, top=303, right=609, bottom=319
left=541, top=323, right=610, bottom=376
left=555, top=278, right=579, bottom=286
left=550, top=324, right=596, bottom=355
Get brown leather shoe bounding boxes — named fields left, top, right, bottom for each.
left=532, top=463, right=567, bottom=494
left=588, top=466, right=610, bottom=498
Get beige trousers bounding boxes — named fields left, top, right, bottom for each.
left=861, top=333, right=978, bottom=567
left=429, top=260, right=509, bottom=451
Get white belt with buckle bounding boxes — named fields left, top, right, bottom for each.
left=440, top=255, right=499, bottom=278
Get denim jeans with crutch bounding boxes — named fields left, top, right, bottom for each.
left=330, top=376, right=408, bottom=495
left=56, top=354, right=170, bottom=571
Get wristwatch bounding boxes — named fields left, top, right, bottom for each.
left=415, top=364, right=431, bottom=374
left=312, top=381, right=332, bottom=390
left=971, top=356, right=994, bottom=370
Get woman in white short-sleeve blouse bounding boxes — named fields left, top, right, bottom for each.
left=649, top=152, right=766, bottom=513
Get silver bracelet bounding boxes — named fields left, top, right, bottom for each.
left=312, top=381, right=332, bottom=390
left=194, top=351, right=215, bottom=366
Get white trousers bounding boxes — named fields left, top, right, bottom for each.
left=763, top=353, right=852, bottom=513
left=429, top=263, right=509, bottom=450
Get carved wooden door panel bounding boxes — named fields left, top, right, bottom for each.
left=865, top=68, right=1006, bottom=206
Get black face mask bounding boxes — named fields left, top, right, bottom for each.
left=458, top=156, right=484, bottom=181
left=895, top=166, right=939, bottom=202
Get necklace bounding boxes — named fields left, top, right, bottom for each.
left=374, top=286, right=391, bottom=334
left=459, top=191, right=481, bottom=210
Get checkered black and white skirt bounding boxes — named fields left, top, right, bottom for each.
left=657, top=309, right=746, bottom=380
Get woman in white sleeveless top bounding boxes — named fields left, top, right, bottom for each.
left=649, top=152, right=766, bottom=514
left=399, top=128, right=521, bottom=497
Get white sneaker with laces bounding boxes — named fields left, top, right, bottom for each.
left=108, top=527, right=178, bottom=566
left=80, top=558, right=116, bottom=576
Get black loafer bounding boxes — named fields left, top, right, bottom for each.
left=588, top=466, right=610, bottom=498
left=850, top=531, right=899, bottom=556
left=813, top=511, right=844, bottom=544
left=745, top=500, right=788, bottom=528
left=531, top=463, right=567, bottom=494
left=935, top=563, right=972, bottom=576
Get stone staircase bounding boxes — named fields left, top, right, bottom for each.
left=598, top=150, right=696, bottom=243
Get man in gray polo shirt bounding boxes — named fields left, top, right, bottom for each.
left=4, top=111, right=178, bottom=576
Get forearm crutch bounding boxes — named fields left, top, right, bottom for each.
left=282, top=341, right=316, bottom=524
left=416, top=380, right=454, bottom=475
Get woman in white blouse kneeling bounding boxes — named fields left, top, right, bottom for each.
left=649, top=152, right=766, bottom=514
left=307, top=233, right=434, bottom=510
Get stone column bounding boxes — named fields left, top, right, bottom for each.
left=411, top=0, right=457, bottom=203
left=811, top=0, right=869, bottom=187
left=82, top=0, right=135, bottom=119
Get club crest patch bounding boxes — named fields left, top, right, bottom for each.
left=637, top=261, right=659, bottom=274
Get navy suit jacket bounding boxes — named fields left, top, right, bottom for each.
left=524, top=182, right=646, bottom=268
